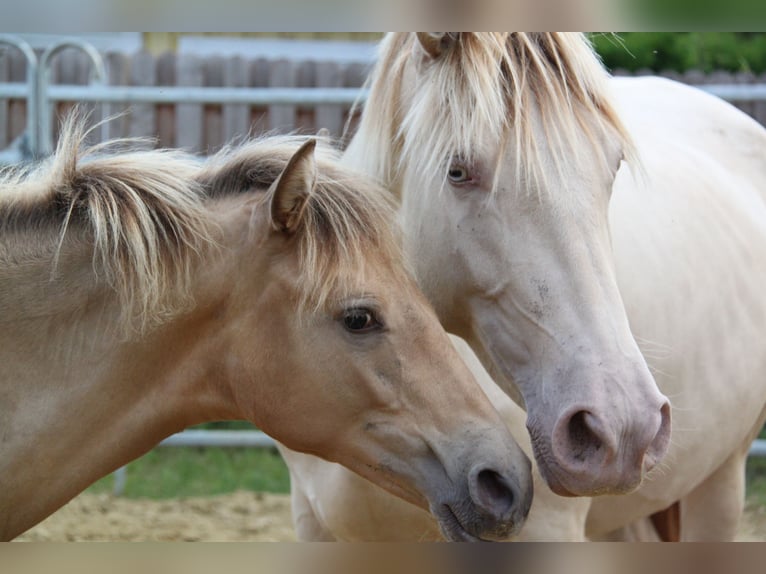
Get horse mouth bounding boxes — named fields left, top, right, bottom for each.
left=435, top=504, right=487, bottom=542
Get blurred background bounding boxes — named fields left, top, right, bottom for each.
left=4, top=32, right=766, bottom=159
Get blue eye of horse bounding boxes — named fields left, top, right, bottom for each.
left=342, top=308, right=379, bottom=333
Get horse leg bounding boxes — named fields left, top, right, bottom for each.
left=649, top=502, right=681, bottom=541
left=513, top=473, right=591, bottom=541
left=676, top=445, right=750, bottom=541
left=596, top=518, right=662, bottom=541
left=594, top=450, right=746, bottom=542
left=679, top=401, right=766, bottom=542
left=289, top=477, right=337, bottom=541
left=609, top=449, right=746, bottom=541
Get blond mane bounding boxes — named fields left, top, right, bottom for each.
left=345, top=33, right=634, bottom=195
left=0, top=116, right=401, bottom=331
left=199, top=135, right=403, bottom=312
left=0, top=114, right=207, bottom=331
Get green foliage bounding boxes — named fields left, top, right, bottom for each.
left=591, top=33, right=766, bottom=74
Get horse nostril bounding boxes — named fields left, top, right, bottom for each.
left=645, top=400, right=672, bottom=469
left=567, top=410, right=604, bottom=462
left=473, top=469, right=515, bottom=520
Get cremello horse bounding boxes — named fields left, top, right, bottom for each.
left=0, top=114, right=533, bottom=541
left=282, top=33, right=766, bottom=541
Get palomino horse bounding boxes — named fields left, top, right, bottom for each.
left=281, top=336, right=591, bottom=541
left=0, top=114, right=533, bottom=541
left=281, top=33, right=766, bottom=541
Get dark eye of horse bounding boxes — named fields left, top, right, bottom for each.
left=447, top=164, right=471, bottom=184
left=342, top=308, right=379, bottom=333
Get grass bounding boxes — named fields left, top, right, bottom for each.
left=87, top=421, right=291, bottom=498
left=87, top=422, right=766, bottom=506
left=88, top=447, right=290, bottom=498
left=90, top=448, right=766, bottom=510
left=746, top=458, right=766, bottom=508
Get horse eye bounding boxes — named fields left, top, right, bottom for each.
left=447, top=164, right=471, bottom=184
left=342, top=308, right=380, bottom=333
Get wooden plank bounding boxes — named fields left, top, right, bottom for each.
left=48, top=50, right=94, bottom=144
left=67, top=49, right=94, bottom=135
left=128, top=51, right=157, bottom=140
left=341, top=62, right=370, bottom=142
left=680, top=69, right=707, bottom=87
left=156, top=52, right=176, bottom=148
left=249, top=57, right=270, bottom=136
left=222, top=56, right=250, bottom=143
left=9, top=50, right=27, bottom=145
left=296, top=60, right=316, bottom=133
left=83, top=50, right=106, bottom=143
left=0, top=47, right=10, bottom=148
left=658, top=69, right=682, bottom=83
left=315, top=61, right=344, bottom=137
left=75, top=50, right=100, bottom=141
left=176, top=53, right=204, bottom=151
left=204, top=55, right=224, bottom=153
left=344, top=61, right=370, bottom=88
left=105, top=52, right=130, bottom=139
left=51, top=50, right=74, bottom=144
left=268, top=58, right=296, bottom=133
left=79, top=50, right=105, bottom=142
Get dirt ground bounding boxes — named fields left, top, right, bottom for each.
left=15, top=492, right=766, bottom=541
left=16, top=491, right=296, bottom=542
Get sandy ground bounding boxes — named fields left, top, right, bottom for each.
left=735, top=503, right=766, bottom=542
left=16, top=491, right=296, bottom=542
left=14, top=491, right=766, bottom=542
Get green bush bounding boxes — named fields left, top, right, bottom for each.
left=591, top=33, right=766, bottom=74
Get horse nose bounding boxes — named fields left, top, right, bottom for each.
left=468, top=466, right=531, bottom=539
left=551, top=399, right=671, bottom=493
left=644, top=400, right=672, bottom=470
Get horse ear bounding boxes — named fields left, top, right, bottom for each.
left=316, top=127, right=330, bottom=139
left=416, top=33, right=457, bottom=59
left=269, top=139, right=317, bottom=234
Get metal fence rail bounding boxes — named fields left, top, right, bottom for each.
left=751, top=440, right=766, bottom=457
left=701, top=83, right=766, bottom=101
left=159, top=429, right=274, bottom=448
left=1, top=80, right=766, bottom=162
left=42, top=84, right=367, bottom=105
left=0, top=81, right=764, bottom=110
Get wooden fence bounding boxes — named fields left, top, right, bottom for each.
left=2, top=48, right=766, bottom=153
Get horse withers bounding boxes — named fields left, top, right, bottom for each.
left=0, top=115, right=532, bottom=541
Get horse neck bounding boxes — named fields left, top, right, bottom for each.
left=0, top=216, right=254, bottom=539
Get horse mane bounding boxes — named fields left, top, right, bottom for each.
left=0, top=114, right=401, bottom=331
left=345, top=32, right=635, bottom=195
left=198, top=135, right=402, bottom=312
left=0, top=113, right=207, bottom=331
